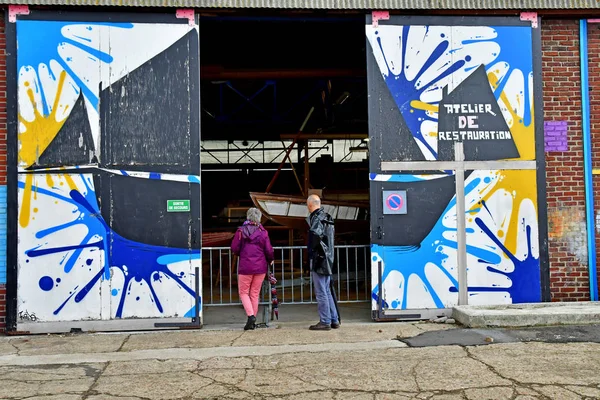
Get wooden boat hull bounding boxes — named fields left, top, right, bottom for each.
left=249, top=192, right=369, bottom=234
left=202, top=232, right=235, bottom=247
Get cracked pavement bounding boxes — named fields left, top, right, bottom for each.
left=0, top=322, right=600, bottom=399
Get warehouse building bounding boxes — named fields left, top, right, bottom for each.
left=0, top=0, right=599, bottom=333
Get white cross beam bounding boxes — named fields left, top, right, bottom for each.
left=381, top=142, right=537, bottom=306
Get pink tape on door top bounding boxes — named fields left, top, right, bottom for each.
left=176, top=9, right=195, bottom=27
left=8, top=5, right=29, bottom=23
left=372, top=11, right=389, bottom=28
left=520, top=12, right=538, bottom=28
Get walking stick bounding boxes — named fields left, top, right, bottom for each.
left=330, top=276, right=341, bottom=323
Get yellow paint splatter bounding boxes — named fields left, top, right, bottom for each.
left=46, top=174, right=54, bottom=188
left=478, top=178, right=495, bottom=196
left=59, top=171, right=78, bottom=191
left=18, top=71, right=68, bottom=167
left=488, top=72, right=535, bottom=161
left=410, top=100, right=439, bottom=113
left=33, top=207, right=38, bottom=213
left=19, top=174, right=34, bottom=228
left=467, top=207, right=479, bottom=215
left=475, top=73, right=537, bottom=253
left=500, top=216, right=508, bottom=232
left=481, top=170, right=538, bottom=256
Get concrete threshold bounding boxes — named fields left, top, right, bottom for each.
left=453, top=301, right=600, bottom=328
left=0, top=339, right=406, bottom=367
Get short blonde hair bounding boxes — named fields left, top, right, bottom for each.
left=247, top=207, right=262, bottom=223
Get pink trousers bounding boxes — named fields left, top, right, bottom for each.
left=238, top=273, right=266, bottom=317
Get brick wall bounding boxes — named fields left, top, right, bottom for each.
left=542, top=19, right=595, bottom=301
left=0, top=13, right=5, bottom=332
left=589, top=22, right=600, bottom=297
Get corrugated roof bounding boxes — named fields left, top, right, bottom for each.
left=0, top=0, right=599, bottom=8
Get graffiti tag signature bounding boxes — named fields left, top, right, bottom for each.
left=18, top=310, right=38, bottom=322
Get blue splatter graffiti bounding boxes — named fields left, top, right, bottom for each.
left=39, top=276, right=54, bottom=291
left=19, top=176, right=201, bottom=318
left=17, top=21, right=133, bottom=111
left=372, top=175, right=540, bottom=309
left=369, top=173, right=452, bottom=183
left=369, top=25, right=533, bottom=160
left=368, top=23, right=541, bottom=309
left=15, top=19, right=202, bottom=323
left=473, top=217, right=540, bottom=303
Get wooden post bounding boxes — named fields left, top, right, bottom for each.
left=265, top=107, right=314, bottom=193
left=303, top=141, right=310, bottom=196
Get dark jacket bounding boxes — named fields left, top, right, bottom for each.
left=307, top=207, right=335, bottom=276
left=231, top=223, right=274, bottom=275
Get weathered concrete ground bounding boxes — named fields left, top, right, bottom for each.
left=1, top=322, right=600, bottom=400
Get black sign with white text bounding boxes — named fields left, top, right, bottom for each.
left=437, top=65, right=520, bottom=161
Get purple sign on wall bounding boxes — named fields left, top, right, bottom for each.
left=544, top=121, right=568, bottom=152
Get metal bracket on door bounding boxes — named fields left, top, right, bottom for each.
left=154, top=266, right=202, bottom=329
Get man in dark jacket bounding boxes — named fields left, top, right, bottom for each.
left=306, top=194, right=340, bottom=331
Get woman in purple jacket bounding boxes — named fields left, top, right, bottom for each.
left=231, top=208, right=274, bottom=330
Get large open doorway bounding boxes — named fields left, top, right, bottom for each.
left=198, top=12, right=372, bottom=325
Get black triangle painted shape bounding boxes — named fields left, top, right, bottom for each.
left=437, top=65, right=521, bottom=161
left=36, top=91, right=96, bottom=168
left=98, top=29, right=200, bottom=249
left=367, top=39, right=427, bottom=169
left=100, top=29, right=198, bottom=175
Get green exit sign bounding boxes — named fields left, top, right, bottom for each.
left=167, top=200, right=190, bottom=212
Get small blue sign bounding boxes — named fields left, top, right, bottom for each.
left=383, top=190, right=407, bottom=215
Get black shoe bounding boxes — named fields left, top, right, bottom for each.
left=331, top=321, right=341, bottom=329
left=309, top=322, right=332, bottom=331
left=244, top=316, right=256, bottom=330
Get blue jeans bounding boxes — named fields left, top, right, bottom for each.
left=312, top=272, right=339, bottom=325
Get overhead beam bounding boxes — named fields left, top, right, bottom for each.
left=279, top=133, right=368, bottom=140
left=201, top=67, right=366, bottom=80
left=201, top=146, right=326, bottom=152
left=201, top=162, right=368, bottom=170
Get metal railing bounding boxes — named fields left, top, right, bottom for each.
left=202, top=245, right=371, bottom=306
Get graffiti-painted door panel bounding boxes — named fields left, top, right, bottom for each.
left=103, top=174, right=201, bottom=319
left=367, top=16, right=545, bottom=312
left=16, top=14, right=201, bottom=324
left=99, top=27, right=200, bottom=174
left=464, top=169, right=541, bottom=305
left=17, top=173, right=105, bottom=321
left=370, top=173, right=460, bottom=310
left=367, top=21, right=535, bottom=163
left=371, top=174, right=457, bottom=247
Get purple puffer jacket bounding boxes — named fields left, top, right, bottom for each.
left=231, top=223, right=274, bottom=275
